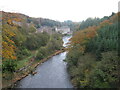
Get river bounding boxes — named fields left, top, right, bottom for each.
left=16, top=35, right=73, bottom=88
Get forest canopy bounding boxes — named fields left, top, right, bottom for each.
left=66, top=12, right=119, bottom=88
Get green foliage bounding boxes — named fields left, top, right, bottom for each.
left=2, top=11, right=63, bottom=74
left=29, top=25, right=36, bottom=33
left=40, top=18, right=61, bottom=27
left=67, top=50, right=119, bottom=88
left=79, top=14, right=112, bottom=30
left=85, top=23, right=118, bottom=60
left=2, top=60, right=17, bottom=73
left=36, top=47, right=48, bottom=60
left=31, top=18, right=61, bottom=27
left=35, top=33, right=63, bottom=60
left=16, top=48, right=31, bottom=60
left=79, top=18, right=102, bottom=30
left=67, top=45, right=83, bottom=66
left=89, top=51, right=119, bottom=88
left=24, top=32, right=50, bottom=50
left=12, top=28, right=27, bottom=46
left=66, top=13, right=119, bottom=88
left=46, top=33, right=63, bottom=51
left=37, top=32, right=50, bottom=46
left=47, top=39, right=62, bottom=50
left=62, top=20, right=79, bottom=31
left=67, top=52, right=96, bottom=88
left=24, top=35, right=38, bottom=50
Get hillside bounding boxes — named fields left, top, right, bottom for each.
left=66, top=12, right=119, bottom=88
left=1, top=11, right=119, bottom=88
left=1, top=11, right=66, bottom=88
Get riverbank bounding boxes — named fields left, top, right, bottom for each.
left=2, top=48, right=66, bottom=89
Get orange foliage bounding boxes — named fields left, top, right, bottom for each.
left=2, top=41, right=16, bottom=60
left=70, top=26, right=97, bottom=45
left=99, top=20, right=112, bottom=28
left=2, top=15, right=17, bottom=60
left=68, top=26, right=97, bottom=53
left=2, top=25, right=17, bottom=60
left=2, top=11, right=25, bottom=61
left=69, top=18, right=113, bottom=53
left=2, top=11, right=22, bottom=26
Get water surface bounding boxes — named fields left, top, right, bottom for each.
left=16, top=36, right=73, bottom=88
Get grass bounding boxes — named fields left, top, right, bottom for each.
left=16, top=50, right=38, bottom=70
left=2, top=49, right=63, bottom=88
left=16, top=55, right=33, bottom=70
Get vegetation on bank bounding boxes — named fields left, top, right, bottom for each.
left=66, top=12, right=119, bottom=88
left=1, top=11, right=119, bottom=89
left=1, top=11, right=63, bottom=81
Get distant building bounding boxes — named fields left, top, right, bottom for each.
left=55, top=26, right=70, bottom=34
left=36, top=26, right=54, bottom=34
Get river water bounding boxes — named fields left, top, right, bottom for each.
left=16, top=35, right=73, bottom=88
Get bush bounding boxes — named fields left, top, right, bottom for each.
left=36, top=47, right=48, bottom=60
left=24, top=32, right=50, bottom=50
left=2, top=60, right=17, bottom=73
left=67, top=51, right=119, bottom=88
left=35, top=33, right=63, bottom=60
left=67, top=45, right=83, bottom=66
left=16, top=48, right=31, bottom=60
left=89, top=51, right=119, bottom=88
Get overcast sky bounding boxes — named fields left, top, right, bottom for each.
left=0, top=0, right=119, bottom=22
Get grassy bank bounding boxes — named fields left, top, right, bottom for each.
left=2, top=48, right=65, bottom=88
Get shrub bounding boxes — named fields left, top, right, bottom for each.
left=89, top=51, right=119, bottom=88
left=36, top=47, right=48, bottom=60
left=2, top=60, right=17, bottom=73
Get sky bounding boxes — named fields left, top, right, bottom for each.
left=0, top=0, right=119, bottom=22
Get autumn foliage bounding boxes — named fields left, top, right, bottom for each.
left=69, top=16, right=114, bottom=53
left=2, top=11, right=20, bottom=60
left=2, top=11, right=63, bottom=73
left=66, top=13, right=119, bottom=88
